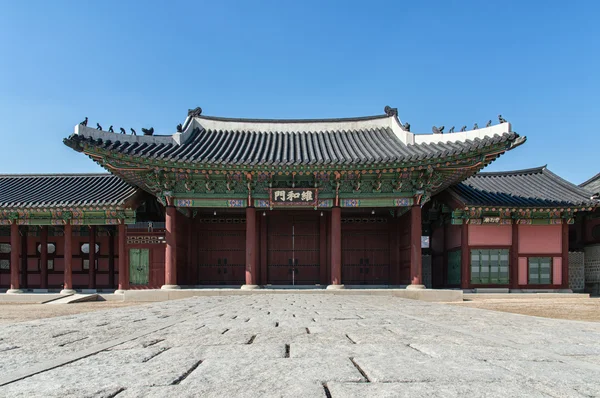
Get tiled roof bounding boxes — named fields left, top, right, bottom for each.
left=580, top=172, right=600, bottom=196
left=64, top=111, right=524, bottom=166
left=0, top=174, right=137, bottom=209
left=450, top=166, right=597, bottom=208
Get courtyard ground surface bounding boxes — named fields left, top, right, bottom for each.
left=1, top=294, right=600, bottom=397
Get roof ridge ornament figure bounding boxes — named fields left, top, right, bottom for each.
left=188, top=107, right=202, bottom=117
left=96, top=123, right=102, bottom=130
left=448, top=126, right=455, bottom=133
left=432, top=126, right=444, bottom=134
left=473, top=123, right=479, bottom=130
left=176, top=124, right=183, bottom=133
left=108, top=126, right=114, bottom=133
left=130, top=128, right=137, bottom=136
left=403, top=122, right=410, bottom=132
left=142, top=127, right=154, bottom=136
left=460, top=125, right=467, bottom=132
left=120, top=127, right=126, bottom=134
left=384, top=106, right=398, bottom=117
left=80, top=117, right=88, bottom=126
left=486, top=120, right=492, bottom=127
left=498, top=114, right=507, bottom=123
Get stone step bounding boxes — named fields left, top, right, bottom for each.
left=45, top=294, right=99, bottom=304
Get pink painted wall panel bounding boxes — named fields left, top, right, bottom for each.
left=468, top=225, right=512, bottom=246
left=553, top=257, right=562, bottom=285
left=518, top=257, right=528, bottom=285
left=518, top=225, right=562, bottom=254
left=445, top=225, right=462, bottom=249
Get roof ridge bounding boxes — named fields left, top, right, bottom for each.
left=580, top=172, right=600, bottom=187
left=473, top=165, right=547, bottom=177
left=195, top=113, right=393, bottom=124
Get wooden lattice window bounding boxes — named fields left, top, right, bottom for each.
left=470, top=249, right=509, bottom=284
left=528, top=257, right=552, bottom=285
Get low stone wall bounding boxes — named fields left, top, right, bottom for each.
left=569, top=251, right=585, bottom=292
left=584, top=244, right=600, bottom=296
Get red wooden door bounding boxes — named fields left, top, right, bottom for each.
left=342, top=220, right=390, bottom=285
left=196, top=221, right=245, bottom=285
left=267, top=214, right=320, bottom=285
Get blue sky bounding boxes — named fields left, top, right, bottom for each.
left=0, top=0, right=597, bottom=184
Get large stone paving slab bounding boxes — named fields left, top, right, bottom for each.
left=1, top=294, right=600, bottom=397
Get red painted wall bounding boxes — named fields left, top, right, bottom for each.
left=445, top=225, right=462, bottom=250
left=468, top=225, right=512, bottom=246
left=518, top=225, right=562, bottom=254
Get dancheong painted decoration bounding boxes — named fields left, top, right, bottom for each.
left=0, top=106, right=597, bottom=294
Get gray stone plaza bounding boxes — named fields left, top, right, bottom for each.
left=1, top=294, right=600, bottom=397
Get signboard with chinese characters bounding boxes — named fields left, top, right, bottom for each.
left=269, top=188, right=319, bottom=207
left=483, top=216, right=501, bottom=224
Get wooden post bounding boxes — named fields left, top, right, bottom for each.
left=460, top=223, right=469, bottom=289
left=243, top=207, right=258, bottom=288
left=21, top=227, right=28, bottom=289
left=163, top=206, right=179, bottom=289
left=408, top=205, right=424, bottom=288
left=117, top=223, right=128, bottom=291
left=260, top=212, right=268, bottom=285
left=8, top=222, right=22, bottom=293
left=328, top=206, right=343, bottom=288
left=61, top=223, right=75, bottom=293
left=109, top=227, right=115, bottom=289
left=562, top=220, right=569, bottom=289
left=510, top=223, right=519, bottom=290
left=441, top=221, right=447, bottom=288
left=40, top=226, right=48, bottom=290
left=89, top=225, right=96, bottom=289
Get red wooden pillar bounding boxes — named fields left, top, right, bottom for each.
left=243, top=207, right=259, bottom=288
left=408, top=204, right=424, bottom=288
left=510, top=223, right=519, bottom=290
left=260, top=212, right=268, bottom=285
left=61, top=223, right=75, bottom=293
left=117, top=223, right=128, bottom=292
left=109, top=227, right=116, bottom=289
left=327, top=206, right=343, bottom=288
left=40, top=226, right=48, bottom=290
left=460, top=222, right=469, bottom=289
left=88, top=225, right=96, bottom=289
left=561, top=220, right=569, bottom=290
left=163, top=205, right=179, bottom=289
left=8, top=222, right=22, bottom=293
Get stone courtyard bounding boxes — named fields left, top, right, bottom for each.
left=1, top=295, right=600, bottom=397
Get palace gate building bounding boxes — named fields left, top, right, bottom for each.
left=0, top=107, right=597, bottom=293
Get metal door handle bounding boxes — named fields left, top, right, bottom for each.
left=217, top=258, right=222, bottom=265
left=218, top=268, right=221, bottom=274
left=224, top=268, right=228, bottom=274
left=360, top=268, right=363, bottom=274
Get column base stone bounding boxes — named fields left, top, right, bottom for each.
left=161, top=285, right=181, bottom=290
left=6, top=289, right=23, bottom=294
left=60, top=289, right=77, bottom=295
left=114, top=289, right=127, bottom=295
left=326, top=284, right=345, bottom=290
left=241, top=285, right=260, bottom=290
left=406, top=284, right=426, bottom=290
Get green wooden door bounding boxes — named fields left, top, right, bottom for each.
left=129, top=248, right=149, bottom=285
left=447, top=250, right=461, bottom=286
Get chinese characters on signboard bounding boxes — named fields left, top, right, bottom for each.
left=270, top=188, right=318, bottom=207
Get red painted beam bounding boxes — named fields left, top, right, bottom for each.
left=562, top=221, right=569, bottom=289
left=89, top=225, right=96, bottom=289
left=164, top=206, right=177, bottom=286
left=40, top=226, right=48, bottom=290
left=510, top=223, right=519, bottom=290
left=118, top=223, right=129, bottom=290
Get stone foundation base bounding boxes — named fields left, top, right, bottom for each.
left=326, top=284, right=345, bottom=290
left=59, top=289, right=77, bottom=295
left=161, top=285, right=181, bottom=290
left=6, top=289, right=23, bottom=294
left=241, top=285, right=260, bottom=290
left=406, top=284, right=426, bottom=290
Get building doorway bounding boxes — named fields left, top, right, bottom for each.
left=267, top=214, right=320, bottom=285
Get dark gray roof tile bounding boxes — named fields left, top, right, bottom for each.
left=451, top=166, right=597, bottom=208
left=0, top=174, right=137, bottom=209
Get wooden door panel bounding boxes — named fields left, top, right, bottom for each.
left=197, top=224, right=245, bottom=285
left=291, top=217, right=320, bottom=285
left=342, top=230, right=365, bottom=284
